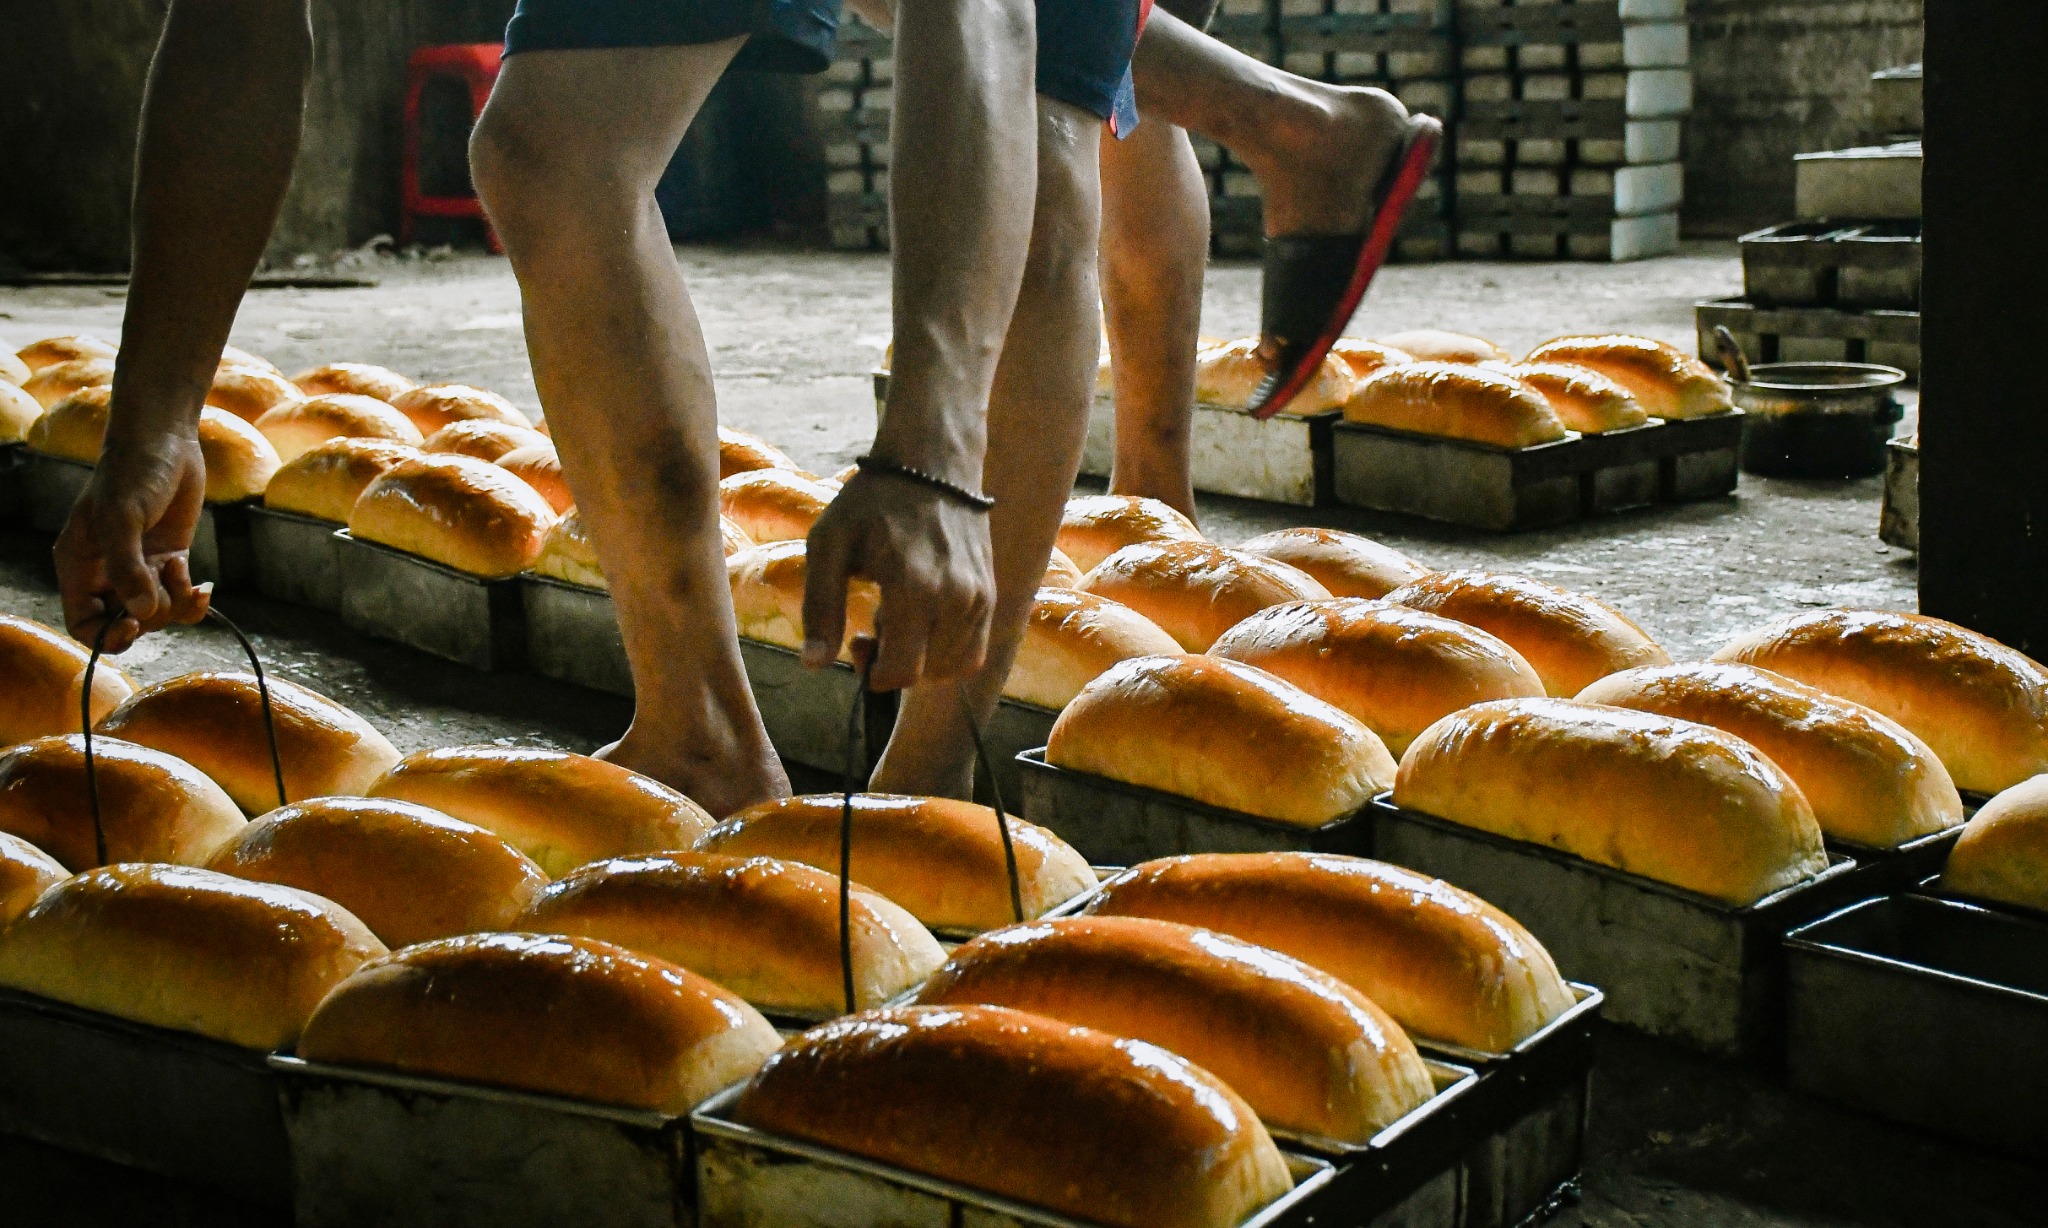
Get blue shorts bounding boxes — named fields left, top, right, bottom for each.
left=504, top=0, right=1145, bottom=126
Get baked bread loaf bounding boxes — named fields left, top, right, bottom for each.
left=1484, top=361, right=1648, bottom=434
left=728, top=540, right=878, bottom=660
left=722, top=516, right=754, bottom=557
left=1007, top=586, right=1182, bottom=709
left=1237, top=527, right=1427, bottom=599
left=1049, top=654, right=1396, bottom=826
left=197, top=407, right=281, bottom=501
left=531, top=508, right=605, bottom=586
left=1196, top=338, right=1355, bottom=414
left=1331, top=338, right=1414, bottom=381
left=25, top=387, right=112, bottom=461
left=1385, top=570, right=1669, bottom=697
left=518, top=852, right=945, bottom=1013
left=1213, top=600, right=1545, bottom=756
left=1578, top=662, right=1964, bottom=848
left=0, top=734, right=245, bottom=869
left=17, top=334, right=117, bottom=373
left=0, top=863, right=384, bottom=1049
left=207, top=364, right=302, bottom=423
left=0, top=612, right=135, bottom=745
left=1345, top=362, right=1569, bottom=448
left=736, top=1004, right=1291, bottom=1228
left=1056, top=494, right=1203, bottom=573
left=1712, top=609, right=2048, bottom=796
left=917, top=915, right=1434, bottom=1141
left=348, top=453, right=556, bottom=577
left=1940, top=776, right=2048, bottom=913
left=0, top=345, right=29, bottom=387
left=1085, top=852, right=1575, bottom=1052
left=1523, top=335, right=1733, bottom=420
left=297, top=932, right=778, bottom=1112
left=0, top=832, right=65, bottom=928
left=389, top=383, right=531, bottom=434
left=1395, top=698, right=1828, bottom=904
left=367, top=746, right=714, bottom=876
left=204, top=796, right=548, bottom=947
left=263, top=437, right=420, bottom=523
left=497, top=443, right=572, bottom=512
left=718, top=468, right=838, bottom=543
left=423, top=418, right=550, bottom=462
left=1077, top=540, right=1331, bottom=652
left=718, top=425, right=799, bottom=479
left=23, top=357, right=115, bottom=408
left=96, top=670, right=400, bottom=815
left=1376, top=329, right=1510, bottom=364
left=254, top=393, right=423, bottom=463
left=1042, top=547, right=1083, bottom=588
left=291, top=362, right=416, bottom=402
left=0, top=380, right=38, bottom=443
left=219, top=345, right=278, bottom=374
left=698, top=793, right=1095, bottom=932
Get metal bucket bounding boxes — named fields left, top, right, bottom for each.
left=1734, top=362, right=1907, bottom=478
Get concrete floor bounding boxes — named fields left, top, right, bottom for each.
left=3, top=245, right=2026, bottom=1228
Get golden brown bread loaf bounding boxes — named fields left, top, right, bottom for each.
left=718, top=468, right=838, bottom=543
left=0, top=832, right=65, bottom=928
left=917, top=915, right=1435, bottom=1141
left=1042, top=547, right=1084, bottom=588
left=1213, top=600, right=1545, bottom=756
left=25, top=387, right=112, bottom=461
left=1237, top=527, right=1427, bottom=599
left=388, top=383, right=531, bottom=434
left=1523, top=335, right=1733, bottom=420
left=727, top=540, right=878, bottom=660
left=0, top=612, right=135, bottom=745
left=206, top=364, right=302, bottom=423
left=1939, top=776, right=2048, bottom=913
left=1376, top=329, right=1510, bottom=364
left=1084, top=852, right=1575, bottom=1052
left=717, top=425, right=800, bottom=479
left=0, top=346, right=29, bottom=386
left=1395, top=698, right=1829, bottom=904
left=0, top=863, right=385, bottom=1049
left=95, top=671, right=400, bottom=815
left=197, top=407, right=282, bottom=501
left=1007, top=586, right=1182, bottom=709
left=262, top=437, right=421, bottom=523
left=297, top=932, right=779, bottom=1111
left=348, top=453, right=556, bottom=577
left=518, top=852, right=945, bottom=1013
left=697, top=793, right=1096, bottom=932
left=1385, top=570, right=1669, bottom=697
left=1484, top=361, right=1649, bottom=434
left=1077, top=540, right=1331, bottom=652
left=367, top=746, right=714, bottom=877
left=529, top=508, right=605, bottom=586
left=1577, top=662, right=1964, bottom=848
left=17, top=334, right=117, bottom=373
left=496, top=443, right=572, bottom=513
left=254, top=393, right=424, bottom=463
left=1048, top=654, right=1397, bottom=826
left=423, top=418, right=550, bottom=462
left=0, top=380, right=39, bottom=443
left=204, top=796, right=549, bottom=948
left=1331, top=338, right=1414, bottom=381
left=1195, top=338, right=1355, bottom=414
left=734, top=1004, right=1293, bottom=1228
left=291, top=362, right=416, bottom=402
left=1711, top=609, right=2048, bottom=796
left=0, top=734, right=245, bottom=869
left=721, top=516, right=754, bottom=557
left=1345, top=362, right=1569, bottom=449
left=1056, top=494, right=1204, bottom=573
left=23, top=358, right=115, bottom=408
left=219, top=345, right=278, bottom=374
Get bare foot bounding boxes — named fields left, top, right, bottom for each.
left=595, top=728, right=790, bottom=818
left=1256, top=86, right=1428, bottom=238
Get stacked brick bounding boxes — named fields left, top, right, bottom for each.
left=817, top=19, right=894, bottom=251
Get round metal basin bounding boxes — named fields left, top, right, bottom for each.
left=1736, top=362, right=1907, bottom=478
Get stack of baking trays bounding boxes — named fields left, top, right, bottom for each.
left=0, top=609, right=1604, bottom=1227
left=815, top=16, right=895, bottom=252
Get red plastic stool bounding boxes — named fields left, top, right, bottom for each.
left=401, top=43, right=504, bottom=253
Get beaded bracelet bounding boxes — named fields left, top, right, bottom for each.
left=854, top=454, right=996, bottom=510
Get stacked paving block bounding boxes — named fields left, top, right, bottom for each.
left=1452, top=0, right=1691, bottom=260
left=1189, top=0, right=1284, bottom=256
left=818, top=18, right=894, bottom=251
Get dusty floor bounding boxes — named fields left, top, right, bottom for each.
left=4, top=245, right=2024, bottom=1228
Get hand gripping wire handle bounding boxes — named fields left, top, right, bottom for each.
left=838, top=634, right=1023, bottom=1016
left=79, top=607, right=288, bottom=866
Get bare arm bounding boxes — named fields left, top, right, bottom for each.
left=56, top=0, right=313, bottom=650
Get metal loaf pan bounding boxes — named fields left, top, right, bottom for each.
left=1367, top=795, right=1869, bottom=1060
left=1015, top=748, right=1373, bottom=867
left=271, top=1055, right=693, bottom=1228
left=737, top=637, right=896, bottom=777
left=975, top=698, right=1058, bottom=810
left=1822, top=824, right=1962, bottom=896
left=522, top=575, right=634, bottom=697
left=0, top=988, right=290, bottom=1206
left=1079, top=394, right=1337, bottom=507
left=247, top=506, right=345, bottom=612
left=23, top=453, right=255, bottom=586
left=335, top=529, right=526, bottom=671
left=0, top=441, right=26, bottom=524
left=1783, top=894, right=2048, bottom=1159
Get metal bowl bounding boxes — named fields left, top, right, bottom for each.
left=1736, top=361, right=1907, bottom=478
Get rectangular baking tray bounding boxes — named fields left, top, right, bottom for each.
left=1822, top=824, right=1962, bottom=896
left=0, top=441, right=26, bottom=525
left=975, top=698, right=1058, bottom=810
left=1880, top=435, right=1919, bottom=551
left=270, top=1055, right=693, bottom=1228
left=0, top=987, right=290, bottom=1206
left=738, top=637, right=896, bottom=778
left=247, top=505, right=345, bottom=612
left=1368, top=794, right=1870, bottom=1060
left=1073, top=394, right=1337, bottom=508
left=1783, top=894, right=2048, bottom=1159
left=334, top=529, right=526, bottom=671
left=522, top=575, right=634, bottom=697
left=1015, top=748, right=1373, bottom=866
left=23, top=452, right=255, bottom=586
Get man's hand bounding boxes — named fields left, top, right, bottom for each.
left=55, top=431, right=212, bottom=653
left=801, top=472, right=994, bottom=692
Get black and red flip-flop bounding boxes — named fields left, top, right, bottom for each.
left=1246, top=117, right=1444, bottom=420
